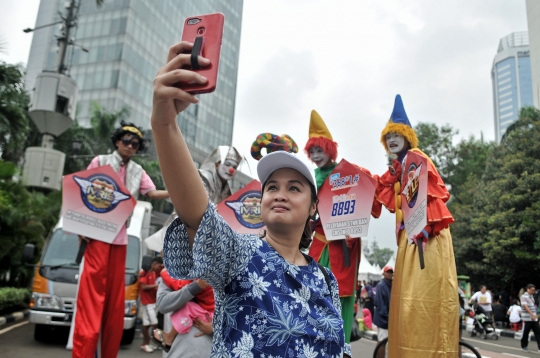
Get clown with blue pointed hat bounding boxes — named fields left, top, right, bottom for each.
left=375, top=95, right=459, bottom=357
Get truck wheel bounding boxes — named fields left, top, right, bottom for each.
left=34, top=324, right=51, bottom=342
left=121, top=326, right=136, bottom=345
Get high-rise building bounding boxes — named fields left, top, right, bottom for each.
left=526, top=0, right=540, bottom=109
left=491, top=32, right=534, bottom=143
left=25, top=0, right=247, bottom=181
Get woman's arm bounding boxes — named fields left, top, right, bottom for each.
left=151, top=41, right=211, bottom=245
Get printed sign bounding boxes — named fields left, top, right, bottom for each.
left=400, top=151, right=428, bottom=242
left=61, top=165, right=136, bottom=243
left=217, top=180, right=264, bottom=234
left=318, top=160, right=377, bottom=241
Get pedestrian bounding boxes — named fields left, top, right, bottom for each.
left=153, top=40, right=351, bottom=357
left=507, top=299, right=522, bottom=326
left=492, top=298, right=509, bottom=328
left=374, top=265, right=393, bottom=358
left=139, top=257, right=164, bottom=353
left=363, top=284, right=375, bottom=318
left=71, top=121, right=169, bottom=358
left=499, top=287, right=511, bottom=308
left=151, top=269, right=214, bottom=356
left=469, top=285, right=493, bottom=319
left=520, top=284, right=540, bottom=352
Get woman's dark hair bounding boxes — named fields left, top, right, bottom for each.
left=110, top=120, right=147, bottom=153
left=512, top=299, right=518, bottom=306
left=260, top=177, right=318, bottom=250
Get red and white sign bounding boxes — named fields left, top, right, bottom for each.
left=318, top=160, right=377, bottom=241
left=61, top=165, right=136, bottom=243
left=400, top=151, right=428, bottom=242
left=217, top=180, right=264, bottom=235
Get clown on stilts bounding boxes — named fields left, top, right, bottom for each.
left=375, top=95, right=459, bottom=357
left=304, top=110, right=381, bottom=343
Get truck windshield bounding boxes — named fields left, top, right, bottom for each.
left=42, top=229, right=140, bottom=273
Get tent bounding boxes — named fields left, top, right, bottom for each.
left=384, top=255, right=396, bottom=270
left=358, top=249, right=383, bottom=282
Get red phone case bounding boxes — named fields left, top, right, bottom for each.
left=179, top=13, right=224, bottom=94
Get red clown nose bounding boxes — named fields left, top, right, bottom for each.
left=229, top=167, right=235, bottom=174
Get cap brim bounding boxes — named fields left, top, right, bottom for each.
left=257, top=151, right=316, bottom=192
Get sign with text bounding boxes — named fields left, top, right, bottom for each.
left=400, top=151, right=428, bottom=243
left=217, top=180, right=264, bottom=234
left=62, top=165, right=136, bottom=243
left=318, top=160, right=377, bottom=241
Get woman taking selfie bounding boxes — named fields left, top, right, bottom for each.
left=151, top=41, right=351, bottom=357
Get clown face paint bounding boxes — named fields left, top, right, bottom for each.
left=309, top=146, right=331, bottom=168
left=218, top=159, right=239, bottom=181
left=385, top=132, right=406, bottom=154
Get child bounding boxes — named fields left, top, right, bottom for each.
left=151, top=269, right=214, bottom=352
left=508, top=299, right=522, bottom=327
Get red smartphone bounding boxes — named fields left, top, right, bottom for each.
left=179, top=13, right=224, bottom=94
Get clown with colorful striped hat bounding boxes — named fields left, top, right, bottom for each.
left=375, top=95, right=459, bottom=357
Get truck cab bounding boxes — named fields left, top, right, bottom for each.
left=29, top=201, right=152, bottom=344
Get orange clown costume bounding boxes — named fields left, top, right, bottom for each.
left=376, top=95, right=459, bottom=357
left=305, top=110, right=381, bottom=343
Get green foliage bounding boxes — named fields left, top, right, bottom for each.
left=465, top=107, right=540, bottom=287
left=0, top=160, right=61, bottom=287
left=366, top=240, right=394, bottom=268
left=0, top=61, right=31, bottom=163
left=0, top=287, right=30, bottom=311
left=414, top=122, right=457, bottom=183
left=417, top=108, right=540, bottom=288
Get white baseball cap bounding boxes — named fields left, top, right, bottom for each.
left=257, top=151, right=317, bottom=192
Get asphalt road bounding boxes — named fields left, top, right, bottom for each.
left=1, top=320, right=540, bottom=357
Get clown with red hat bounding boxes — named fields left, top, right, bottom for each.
left=304, top=110, right=381, bottom=343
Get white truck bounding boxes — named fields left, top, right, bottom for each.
left=25, top=201, right=153, bottom=344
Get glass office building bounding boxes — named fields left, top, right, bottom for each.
left=526, top=0, right=540, bottom=109
left=491, top=32, right=534, bottom=143
left=25, top=0, right=244, bottom=166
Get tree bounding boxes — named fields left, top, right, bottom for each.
left=0, top=161, right=61, bottom=287
left=0, top=61, right=31, bottom=163
left=414, top=122, right=457, bottom=184
left=366, top=239, right=394, bottom=268
left=457, top=107, right=540, bottom=288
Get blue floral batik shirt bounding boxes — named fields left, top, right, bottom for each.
left=163, top=202, right=351, bottom=358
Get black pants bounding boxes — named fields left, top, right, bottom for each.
left=521, top=320, right=540, bottom=349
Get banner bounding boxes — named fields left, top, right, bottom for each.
left=318, top=160, right=377, bottom=241
left=400, top=151, right=428, bottom=242
left=61, top=165, right=136, bottom=243
left=217, top=180, right=264, bottom=234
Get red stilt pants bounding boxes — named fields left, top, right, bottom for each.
left=72, top=240, right=126, bottom=358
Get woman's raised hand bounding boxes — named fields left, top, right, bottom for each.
left=152, top=41, right=210, bottom=126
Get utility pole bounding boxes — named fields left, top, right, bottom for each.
left=22, top=0, right=83, bottom=191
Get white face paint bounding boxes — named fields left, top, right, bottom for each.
left=385, top=132, right=406, bottom=154
left=217, top=159, right=239, bottom=181
left=309, top=146, right=331, bottom=168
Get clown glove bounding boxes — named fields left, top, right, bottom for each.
left=412, top=229, right=429, bottom=251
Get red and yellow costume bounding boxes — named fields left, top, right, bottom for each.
left=376, top=95, right=458, bottom=357
left=305, top=110, right=381, bottom=343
